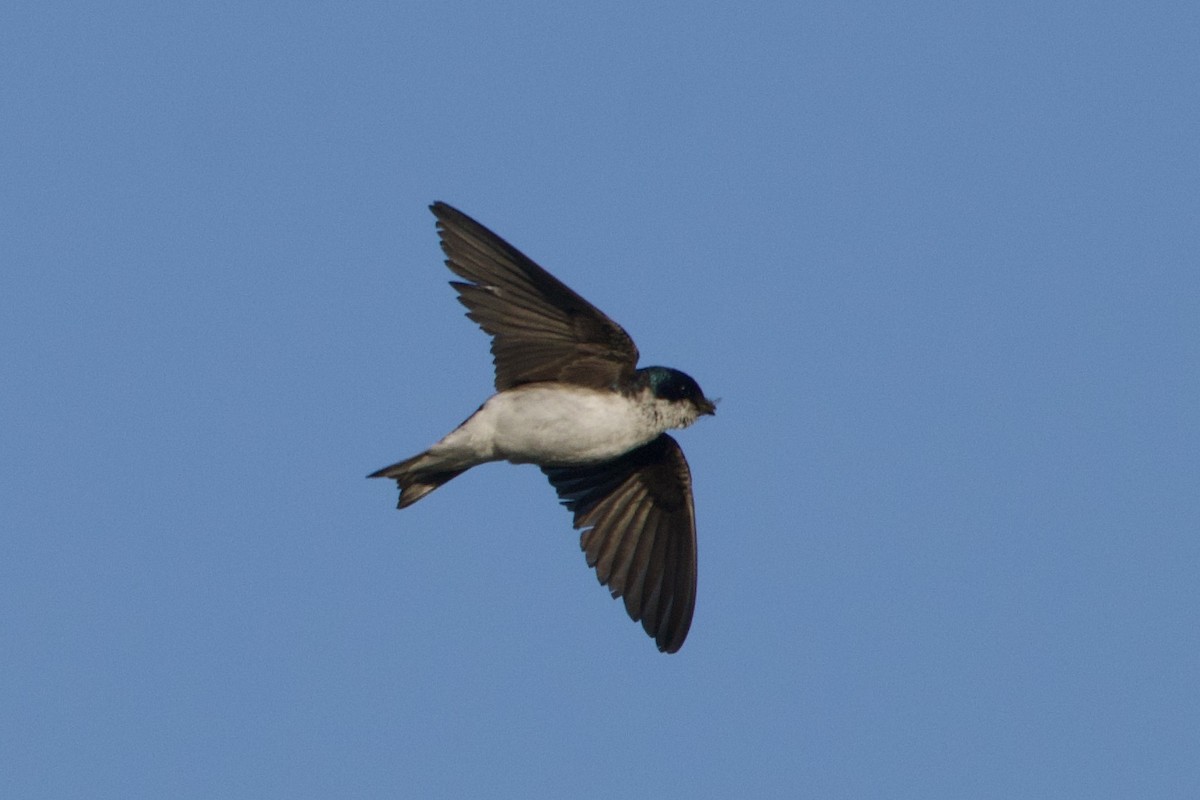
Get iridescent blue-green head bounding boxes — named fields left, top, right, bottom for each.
left=636, top=366, right=716, bottom=417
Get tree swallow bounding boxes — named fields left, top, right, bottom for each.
left=370, top=203, right=715, bottom=653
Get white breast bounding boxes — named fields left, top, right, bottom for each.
left=436, top=385, right=664, bottom=467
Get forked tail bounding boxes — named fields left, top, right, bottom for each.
left=368, top=452, right=466, bottom=509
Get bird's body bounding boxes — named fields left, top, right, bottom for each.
left=371, top=203, right=714, bottom=653
left=434, top=382, right=700, bottom=467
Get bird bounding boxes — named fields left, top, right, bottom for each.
left=370, top=202, right=715, bottom=653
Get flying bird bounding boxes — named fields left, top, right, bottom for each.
left=370, top=203, right=715, bottom=653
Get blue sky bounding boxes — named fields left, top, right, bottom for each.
left=3, top=2, right=1197, bottom=797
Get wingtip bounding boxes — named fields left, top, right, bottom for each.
left=429, top=200, right=456, bottom=220
left=655, top=619, right=691, bottom=654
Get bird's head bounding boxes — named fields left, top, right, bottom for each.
left=638, top=366, right=716, bottom=421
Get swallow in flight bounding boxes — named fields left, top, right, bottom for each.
left=371, top=203, right=714, bottom=652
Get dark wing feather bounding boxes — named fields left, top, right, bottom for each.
left=431, top=202, right=639, bottom=391
left=542, top=434, right=698, bottom=653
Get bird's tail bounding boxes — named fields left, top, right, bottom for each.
left=368, top=452, right=467, bottom=509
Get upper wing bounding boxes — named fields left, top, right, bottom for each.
left=431, top=202, right=640, bottom=391
left=542, top=434, right=698, bottom=653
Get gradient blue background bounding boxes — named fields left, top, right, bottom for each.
left=3, top=2, right=1197, bottom=797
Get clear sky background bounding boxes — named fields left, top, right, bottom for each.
left=3, top=2, right=1197, bottom=797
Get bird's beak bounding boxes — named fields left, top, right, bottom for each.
left=698, top=398, right=717, bottom=416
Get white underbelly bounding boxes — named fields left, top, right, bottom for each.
left=470, top=385, right=658, bottom=465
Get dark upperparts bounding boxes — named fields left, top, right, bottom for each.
left=635, top=366, right=716, bottom=415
